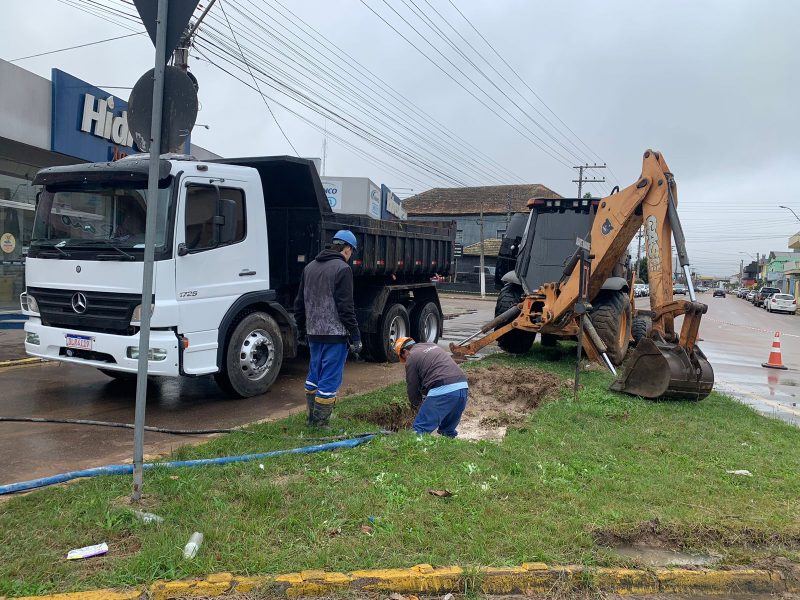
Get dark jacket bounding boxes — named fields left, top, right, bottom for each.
left=405, top=343, right=467, bottom=408
left=294, top=249, right=360, bottom=343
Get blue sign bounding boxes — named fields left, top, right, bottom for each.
left=51, top=69, right=138, bottom=162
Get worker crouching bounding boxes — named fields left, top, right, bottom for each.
left=395, top=337, right=469, bottom=437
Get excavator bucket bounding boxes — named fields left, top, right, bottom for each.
left=610, top=337, right=714, bottom=401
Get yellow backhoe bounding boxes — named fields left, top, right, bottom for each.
left=450, top=150, right=714, bottom=401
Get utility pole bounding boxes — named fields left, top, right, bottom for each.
left=479, top=200, right=486, bottom=298
left=572, top=163, right=606, bottom=197
left=740, top=259, right=744, bottom=286
left=322, top=119, right=328, bottom=175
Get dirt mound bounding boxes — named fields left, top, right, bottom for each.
left=353, top=365, right=568, bottom=441
left=459, top=365, right=569, bottom=440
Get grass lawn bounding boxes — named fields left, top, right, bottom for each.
left=1, top=344, right=799, bottom=596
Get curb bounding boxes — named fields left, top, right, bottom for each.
left=0, top=357, right=43, bottom=369
left=7, top=562, right=799, bottom=599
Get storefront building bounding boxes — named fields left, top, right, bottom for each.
left=0, top=58, right=217, bottom=311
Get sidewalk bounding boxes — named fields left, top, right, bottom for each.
left=0, top=328, right=26, bottom=362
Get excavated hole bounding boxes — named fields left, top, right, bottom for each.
left=353, top=365, right=569, bottom=440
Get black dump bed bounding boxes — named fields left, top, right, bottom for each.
left=215, top=156, right=455, bottom=307
left=497, top=198, right=597, bottom=294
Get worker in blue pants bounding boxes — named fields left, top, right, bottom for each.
left=294, top=230, right=362, bottom=427
left=395, top=337, right=469, bottom=437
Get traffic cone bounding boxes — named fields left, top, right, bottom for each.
left=762, top=331, right=788, bottom=370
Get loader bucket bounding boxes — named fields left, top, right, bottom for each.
left=609, top=337, right=714, bottom=401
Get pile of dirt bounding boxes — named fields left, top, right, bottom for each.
left=459, top=365, right=569, bottom=440
left=353, top=365, right=568, bottom=441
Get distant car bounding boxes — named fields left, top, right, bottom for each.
left=754, top=286, right=781, bottom=307
left=767, top=293, right=797, bottom=315
left=633, top=283, right=648, bottom=297
left=737, top=288, right=748, bottom=298
left=430, top=274, right=446, bottom=283
left=746, top=290, right=756, bottom=302
left=713, top=288, right=726, bottom=297
left=673, top=284, right=687, bottom=295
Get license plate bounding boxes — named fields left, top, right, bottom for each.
left=65, top=334, right=94, bottom=350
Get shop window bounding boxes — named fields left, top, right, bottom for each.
left=184, top=186, right=245, bottom=252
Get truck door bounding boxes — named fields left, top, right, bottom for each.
left=174, top=177, right=267, bottom=374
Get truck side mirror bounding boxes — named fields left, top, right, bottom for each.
left=178, top=243, right=189, bottom=256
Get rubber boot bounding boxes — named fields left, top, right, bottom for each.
left=305, top=390, right=317, bottom=426
left=310, top=397, right=335, bottom=428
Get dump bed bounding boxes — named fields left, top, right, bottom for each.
left=215, top=156, right=455, bottom=307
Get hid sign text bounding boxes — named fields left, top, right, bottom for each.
left=51, top=69, right=138, bottom=162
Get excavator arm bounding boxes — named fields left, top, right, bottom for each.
left=450, top=150, right=714, bottom=401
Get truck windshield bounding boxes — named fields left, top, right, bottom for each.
left=31, top=183, right=172, bottom=253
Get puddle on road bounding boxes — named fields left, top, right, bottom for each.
left=613, top=544, right=717, bottom=567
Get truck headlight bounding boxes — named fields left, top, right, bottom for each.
left=22, top=293, right=39, bottom=315
left=127, top=346, right=168, bottom=361
left=131, top=303, right=155, bottom=325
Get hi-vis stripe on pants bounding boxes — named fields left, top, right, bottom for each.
left=305, top=341, right=349, bottom=403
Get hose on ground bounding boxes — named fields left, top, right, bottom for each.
left=0, top=434, right=377, bottom=495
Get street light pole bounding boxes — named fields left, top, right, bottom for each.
left=779, top=205, right=800, bottom=223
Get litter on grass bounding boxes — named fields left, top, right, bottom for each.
left=66, top=542, right=108, bottom=560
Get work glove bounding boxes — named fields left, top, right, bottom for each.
left=349, top=338, right=363, bottom=355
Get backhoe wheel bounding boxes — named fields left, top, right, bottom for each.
left=495, top=283, right=536, bottom=355
left=590, top=290, right=632, bottom=366
left=631, top=315, right=652, bottom=345
left=215, top=311, right=283, bottom=398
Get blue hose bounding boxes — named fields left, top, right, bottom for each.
left=0, top=434, right=376, bottom=496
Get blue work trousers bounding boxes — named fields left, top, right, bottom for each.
left=305, top=341, right=349, bottom=403
left=412, top=388, right=469, bottom=438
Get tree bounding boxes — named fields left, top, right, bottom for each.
left=637, top=257, right=649, bottom=283
left=583, top=192, right=593, bottom=199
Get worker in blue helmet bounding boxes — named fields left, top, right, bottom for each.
left=294, top=230, right=362, bottom=427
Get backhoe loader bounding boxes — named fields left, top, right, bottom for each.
left=450, top=150, right=714, bottom=401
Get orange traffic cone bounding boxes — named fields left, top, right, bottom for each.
left=762, top=331, right=788, bottom=370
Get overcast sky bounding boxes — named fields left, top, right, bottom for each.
left=2, top=0, right=798, bottom=276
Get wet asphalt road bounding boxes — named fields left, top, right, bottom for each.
left=0, top=297, right=495, bottom=486
left=2, top=293, right=797, bottom=487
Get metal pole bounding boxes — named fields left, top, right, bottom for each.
left=133, top=0, right=168, bottom=503
left=479, top=200, right=485, bottom=298
left=577, top=166, right=583, bottom=198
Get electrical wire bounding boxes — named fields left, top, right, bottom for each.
left=216, top=1, right=299, bottom=155
left=10, top=31, right=145, bottom=62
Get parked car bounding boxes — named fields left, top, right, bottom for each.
left=766, top=293, right=797, bottom=315
left=746, top=290, right=756, bottom=302
left=673, top=284, right=687, bottom=295
left=737, top=288, right=749, bottom=298
left=634, top=283, right=648, bottom=297
left=713, top=288, right=726, bottom=297
left=753, top=286, right=781, bottom=307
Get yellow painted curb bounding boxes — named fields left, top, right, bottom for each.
left=0, top=357, right=43, bottom=369
left=8, top=563, right=799, bottom=599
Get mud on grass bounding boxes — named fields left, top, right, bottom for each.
left=344, top=365, right=569, bottom=440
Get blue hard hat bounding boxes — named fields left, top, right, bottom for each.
left=333, top=230, right=358, bottom=250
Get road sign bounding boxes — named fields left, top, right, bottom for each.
left=133, top=0, right=200, bottom=59
left=127, top=66, right=198, bottom=153
left=454, top=243, right=463, bottom=258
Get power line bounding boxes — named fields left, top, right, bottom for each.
left=217, top=0, right=299, bottom=155
left=10, top=31, right=145, bottom=62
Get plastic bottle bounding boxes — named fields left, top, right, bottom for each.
left=182, top=532, right=203, bottom=559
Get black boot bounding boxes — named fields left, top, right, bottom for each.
left=310, top=397, right=335, bottom=428
left=305, top=391, right=317, bottom=426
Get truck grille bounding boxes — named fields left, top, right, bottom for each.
left=28, top=287, right=141, bottom=336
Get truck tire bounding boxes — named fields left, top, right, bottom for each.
left=411, top=301, right=441, bottom=344
left=631, top=315, right=652, bottom=345
left=495, top=283, right=536, bottom=355
left=370, top=303, right=410, bottom=363
left=590, top=291, right=632, bottom=366
left=215, top=311, right=283, bottom=398
left=98, top=368, right=136, bottom=381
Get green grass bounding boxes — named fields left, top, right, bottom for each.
left=2, top=344, right=800, bottom=596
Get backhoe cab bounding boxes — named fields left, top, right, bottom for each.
left=451, top=150, right=714, bottom=401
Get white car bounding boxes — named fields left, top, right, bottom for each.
left=766, top=293, right=797, bottom=315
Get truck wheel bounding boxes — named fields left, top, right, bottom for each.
left=495, top=283, right=536, bottom=355
left=631, top=315, right=652, bottom=345
left=370, top=303, right=410, bottom=363
left=215, top=311, right=283, bottom=398
left=411, top=302, right=441, bottom=343
left=98, top=368, right=136, bottom=381
left=590, top=291, right=632, bottom=365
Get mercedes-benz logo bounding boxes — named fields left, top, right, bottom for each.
left=71, top=292, right=88, bottom=314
